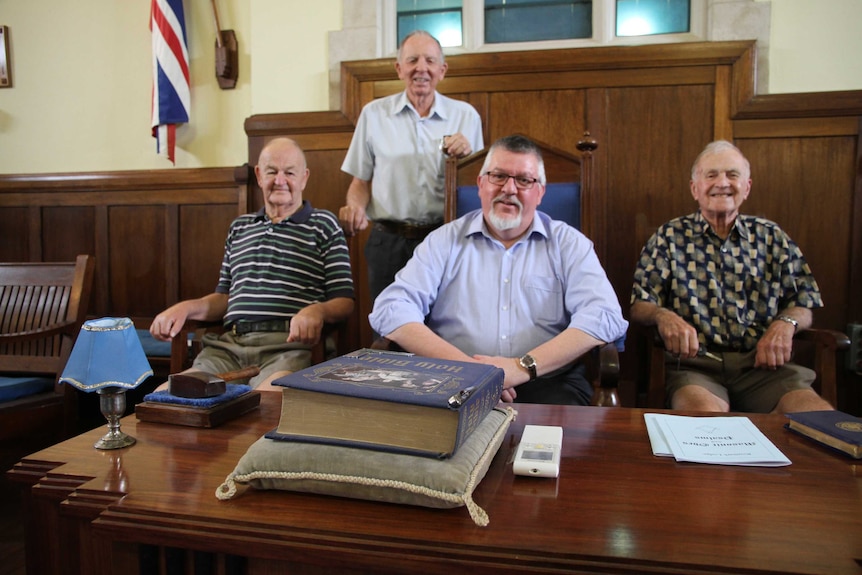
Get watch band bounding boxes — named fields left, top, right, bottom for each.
left=775, top=315, right=799, bottom=332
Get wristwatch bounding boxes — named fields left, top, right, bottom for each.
left=775, top=315, right=799, bottom=332
left=518, top=353, right=538, bottom=381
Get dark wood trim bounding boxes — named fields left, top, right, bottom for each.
left=735, top=90, right=862, bottom=120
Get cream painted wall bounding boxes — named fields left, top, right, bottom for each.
left=250, top=0, right=341, bottom=114
left=764, top=0, right=862, bottom=94
left=0, top=0, right=251, bottom=173
left=0, top=0, right=859, bottom=175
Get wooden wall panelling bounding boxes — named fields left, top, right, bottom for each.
left=0, top=168, right=249, bottom=322
left=0, top=207, right=31, bottom=262
left=108, top=205, right=166, bottom=317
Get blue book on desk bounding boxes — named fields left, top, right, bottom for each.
left=785, top=410, right=862, bottom=459
left=267, top=349, right=504, bottom=458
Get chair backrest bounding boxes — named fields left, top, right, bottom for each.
left=444, top=133, right=597, bottom=236
left=0, top=255, right=95, bottom=387
left=0, top=255, right=95, bottom=442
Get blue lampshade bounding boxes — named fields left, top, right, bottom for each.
left=60, top=317, right=153, bottom=392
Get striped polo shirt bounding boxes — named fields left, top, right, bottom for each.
left=216, top=201, right=354, bottom=326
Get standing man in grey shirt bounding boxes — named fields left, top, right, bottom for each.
left=339, top=30, right=484, bottom=304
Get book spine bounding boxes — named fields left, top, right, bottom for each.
left=452, top=370, right=503, bottom=451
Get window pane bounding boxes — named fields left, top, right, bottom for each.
left=485, top=0, right=592, bottom=44
left=397, top=0, right=464, bottom=47
left=616, top=0, right=690, bottom=37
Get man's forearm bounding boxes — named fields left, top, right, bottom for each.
left=346, top=178, right=371, bottom=209
left=387, top=323, right=474, bottom=362
left=774, top=306, right=813, bottom=332
left=630, top=300, right=666, bottom=326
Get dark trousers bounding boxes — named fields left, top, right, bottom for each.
left=364, top=226, right=427, bottom=304
left=514, top=362, right=592, bottom=406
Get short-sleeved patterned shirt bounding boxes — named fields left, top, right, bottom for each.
left=631, top=211, right=822, bottom=351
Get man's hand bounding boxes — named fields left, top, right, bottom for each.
left=473, top=354, right=530, bottom=402
left=150, top=304, right=191, bottom=341
left=340, top=178, right=371, bottom=236
left=287, top=304, right=325, bottom=346
left=338, top=204, right=368, bottom=237
left=754, top=321, right=794, bottom=369
left=441, top=132, right=473, bottom=159
left=655, top=308, right=701, bottom=359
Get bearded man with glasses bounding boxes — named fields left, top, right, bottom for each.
left=370, top=135, right=627, bottom=405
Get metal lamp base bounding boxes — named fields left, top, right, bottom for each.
left=95, top=387, right=136, bottom=450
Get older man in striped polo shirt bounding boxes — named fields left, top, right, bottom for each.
left=150, top=138, right=354, bottom=390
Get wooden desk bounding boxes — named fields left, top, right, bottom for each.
left=9, top=394, right=862, bottom=575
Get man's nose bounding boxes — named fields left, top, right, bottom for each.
left=501, top=176, right=519, bottom=193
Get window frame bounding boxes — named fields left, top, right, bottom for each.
left=384, top=0, right=706, bottom=56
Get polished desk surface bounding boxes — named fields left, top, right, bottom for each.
left=11, top=393, right=862, bottom=575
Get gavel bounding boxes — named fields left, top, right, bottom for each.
left=168, top=365, right=260, bottom=398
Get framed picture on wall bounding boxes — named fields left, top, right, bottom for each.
left=1, top=26, right=11, bottom=88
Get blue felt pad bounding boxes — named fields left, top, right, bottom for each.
left=136, top=328, right=174, bottom=358
left=0, top=375, right=55, bottom=402
left=143, top=383, right=253, bottom=408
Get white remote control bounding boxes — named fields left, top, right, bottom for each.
left=513, top=424, right=563, bottom=478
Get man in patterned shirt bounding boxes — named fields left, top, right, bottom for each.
left=630, top=140, right=833, bottom=413
left=150, top=138, right=354, bottom=391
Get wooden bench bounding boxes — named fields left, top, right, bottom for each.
left=0, top=255, right=95, bottom=443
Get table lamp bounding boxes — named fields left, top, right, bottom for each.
left=60, top=317, right=153, bottom=449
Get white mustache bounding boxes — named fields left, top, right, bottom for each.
left=492, top=194, right=522, bottom=210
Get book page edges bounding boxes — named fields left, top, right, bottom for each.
left=277, top=388, right=460, bottom=455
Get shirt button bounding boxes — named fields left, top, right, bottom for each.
left=502, top=306, right=508, bottom=311
left=501, top=335, right=508, bottom=340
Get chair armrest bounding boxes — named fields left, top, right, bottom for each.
left=794, top=328, right=851, bottom=351
left=590, top=343, right=621, bottom=407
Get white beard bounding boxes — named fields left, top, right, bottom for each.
left=488, top=211, right=522, bottom=231
left=488, top=195, right=523, bottom=231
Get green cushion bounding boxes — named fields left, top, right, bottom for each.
left=216, top=407, right=514, bottom=526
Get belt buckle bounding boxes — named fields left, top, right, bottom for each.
left=231, top=323, right=240, bottom=336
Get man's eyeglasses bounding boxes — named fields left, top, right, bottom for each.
left=483, top=172, right=539, bottom=190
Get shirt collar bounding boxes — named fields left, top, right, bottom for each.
left=392, top=90, right=445, bottom=120
left=693, top=210, right=747, bottom=239
left=253, top=200, right=313, bottom=224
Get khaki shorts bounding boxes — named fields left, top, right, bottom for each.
left=664, top=349, right=816, bottom=412
left=192, top=331, right=312, bottom=389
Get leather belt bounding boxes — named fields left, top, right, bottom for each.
left=231, top=319, right=290, bottom=335
left=373, top=220, right=440, bottom=240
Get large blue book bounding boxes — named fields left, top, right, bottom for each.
left=267, top=349, right=504, bottom=458
left=785, top=410, right=862, bottom=459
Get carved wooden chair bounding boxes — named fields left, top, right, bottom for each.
left=375, top=133, right=623, bottom=406
left=0, top=255, right=95, bottom=443
left=644, top=327, right=851, bottom=409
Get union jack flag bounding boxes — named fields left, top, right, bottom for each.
left=151, top=0, right=190, bottom=164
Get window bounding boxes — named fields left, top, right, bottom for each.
left=485, top=0, right=592, bottom=44
left=397, top=0, right=464, bottom=47
left=389, top=0, right=703, bottom=53
left=616, top=0, right=690, bottom=37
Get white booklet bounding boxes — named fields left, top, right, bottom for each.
left=644, top=413, right=791, bottom=467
